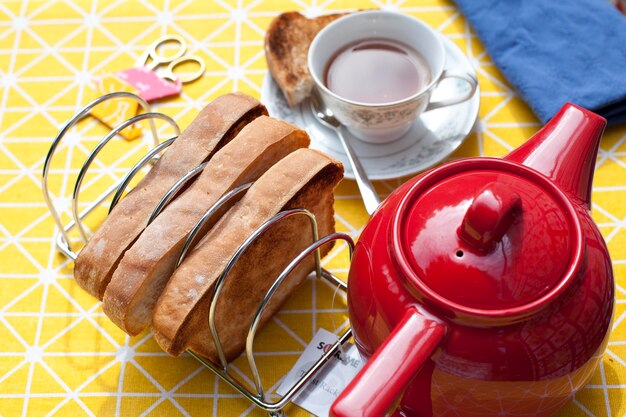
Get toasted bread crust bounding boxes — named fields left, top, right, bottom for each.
left=102, top=116, right=310, bottom=335
left=74, top=93, right=267, bottom=300
left=152, top=149, right=343, bottom=359
left=186, top=162, right=341, bottom=361
left=265, top=12, right=345, bottom=106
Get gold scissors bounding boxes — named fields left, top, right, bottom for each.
left=137, top=35, right=205, bottom=83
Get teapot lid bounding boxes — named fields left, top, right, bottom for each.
left=392, top=158, right=583, bottom=322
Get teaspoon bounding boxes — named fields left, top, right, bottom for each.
left=310, top=93, right=381, bottom=215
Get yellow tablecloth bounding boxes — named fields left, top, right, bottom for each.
left=0, top=1, right=624, bottom=416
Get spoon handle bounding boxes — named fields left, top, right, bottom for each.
left=336, top=127, right=381, bottom=215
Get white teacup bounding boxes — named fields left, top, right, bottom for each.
left=308, top=10, right=477, bottom=143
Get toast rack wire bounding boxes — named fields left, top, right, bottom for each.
left=43, top=92, right=354, bottom=417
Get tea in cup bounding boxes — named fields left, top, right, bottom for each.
left=308, top=10, right=477, bottom=143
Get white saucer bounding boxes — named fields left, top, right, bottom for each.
left=261, top=35, right=480, bottom=180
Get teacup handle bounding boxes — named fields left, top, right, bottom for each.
left=330, top=307, right=447, bottom=417
left=426, top=69, right=478, bottom=111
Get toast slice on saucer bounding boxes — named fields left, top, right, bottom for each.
left=153, top=148, right=343, bottom=361
left=74, top=93, right=267, bottom=299
left=102, top=116, right=310, bottom=335
left=265, top=11, right=346, bottom=107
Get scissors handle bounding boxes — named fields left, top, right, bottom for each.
left=163, top=55, right=206, bottom=83
left=140, top=35, right=187, bottom=70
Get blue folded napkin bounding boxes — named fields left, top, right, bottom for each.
left=454, top=0, right=626, bottom=125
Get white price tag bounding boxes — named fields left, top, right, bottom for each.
left=276, top=328, right=365, bottom=417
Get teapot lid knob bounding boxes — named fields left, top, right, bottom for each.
left=457, top=183, right=522, bottom=252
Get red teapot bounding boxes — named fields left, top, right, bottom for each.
left=330, top=103, right=614, bottom=417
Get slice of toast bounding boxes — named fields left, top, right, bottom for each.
left=102, top=116, right=310, bottom=335
left=74, top=93, right=267, bottom=300
left=265, top=11, right=346, bottom=107
left=152, top=149, right=343, bottom=360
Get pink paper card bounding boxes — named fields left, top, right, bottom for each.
left=117, top=67, right=182, bottom=102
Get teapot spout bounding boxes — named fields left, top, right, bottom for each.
left=504, top=103, right=606, bottom=209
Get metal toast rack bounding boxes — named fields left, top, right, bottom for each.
left=42, top=91, right=354, bottom=417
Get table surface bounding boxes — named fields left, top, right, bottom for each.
left=0, top=0, right=624, bottom=416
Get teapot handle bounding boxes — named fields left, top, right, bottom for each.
left=330, top=307, right=447, bottom=417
